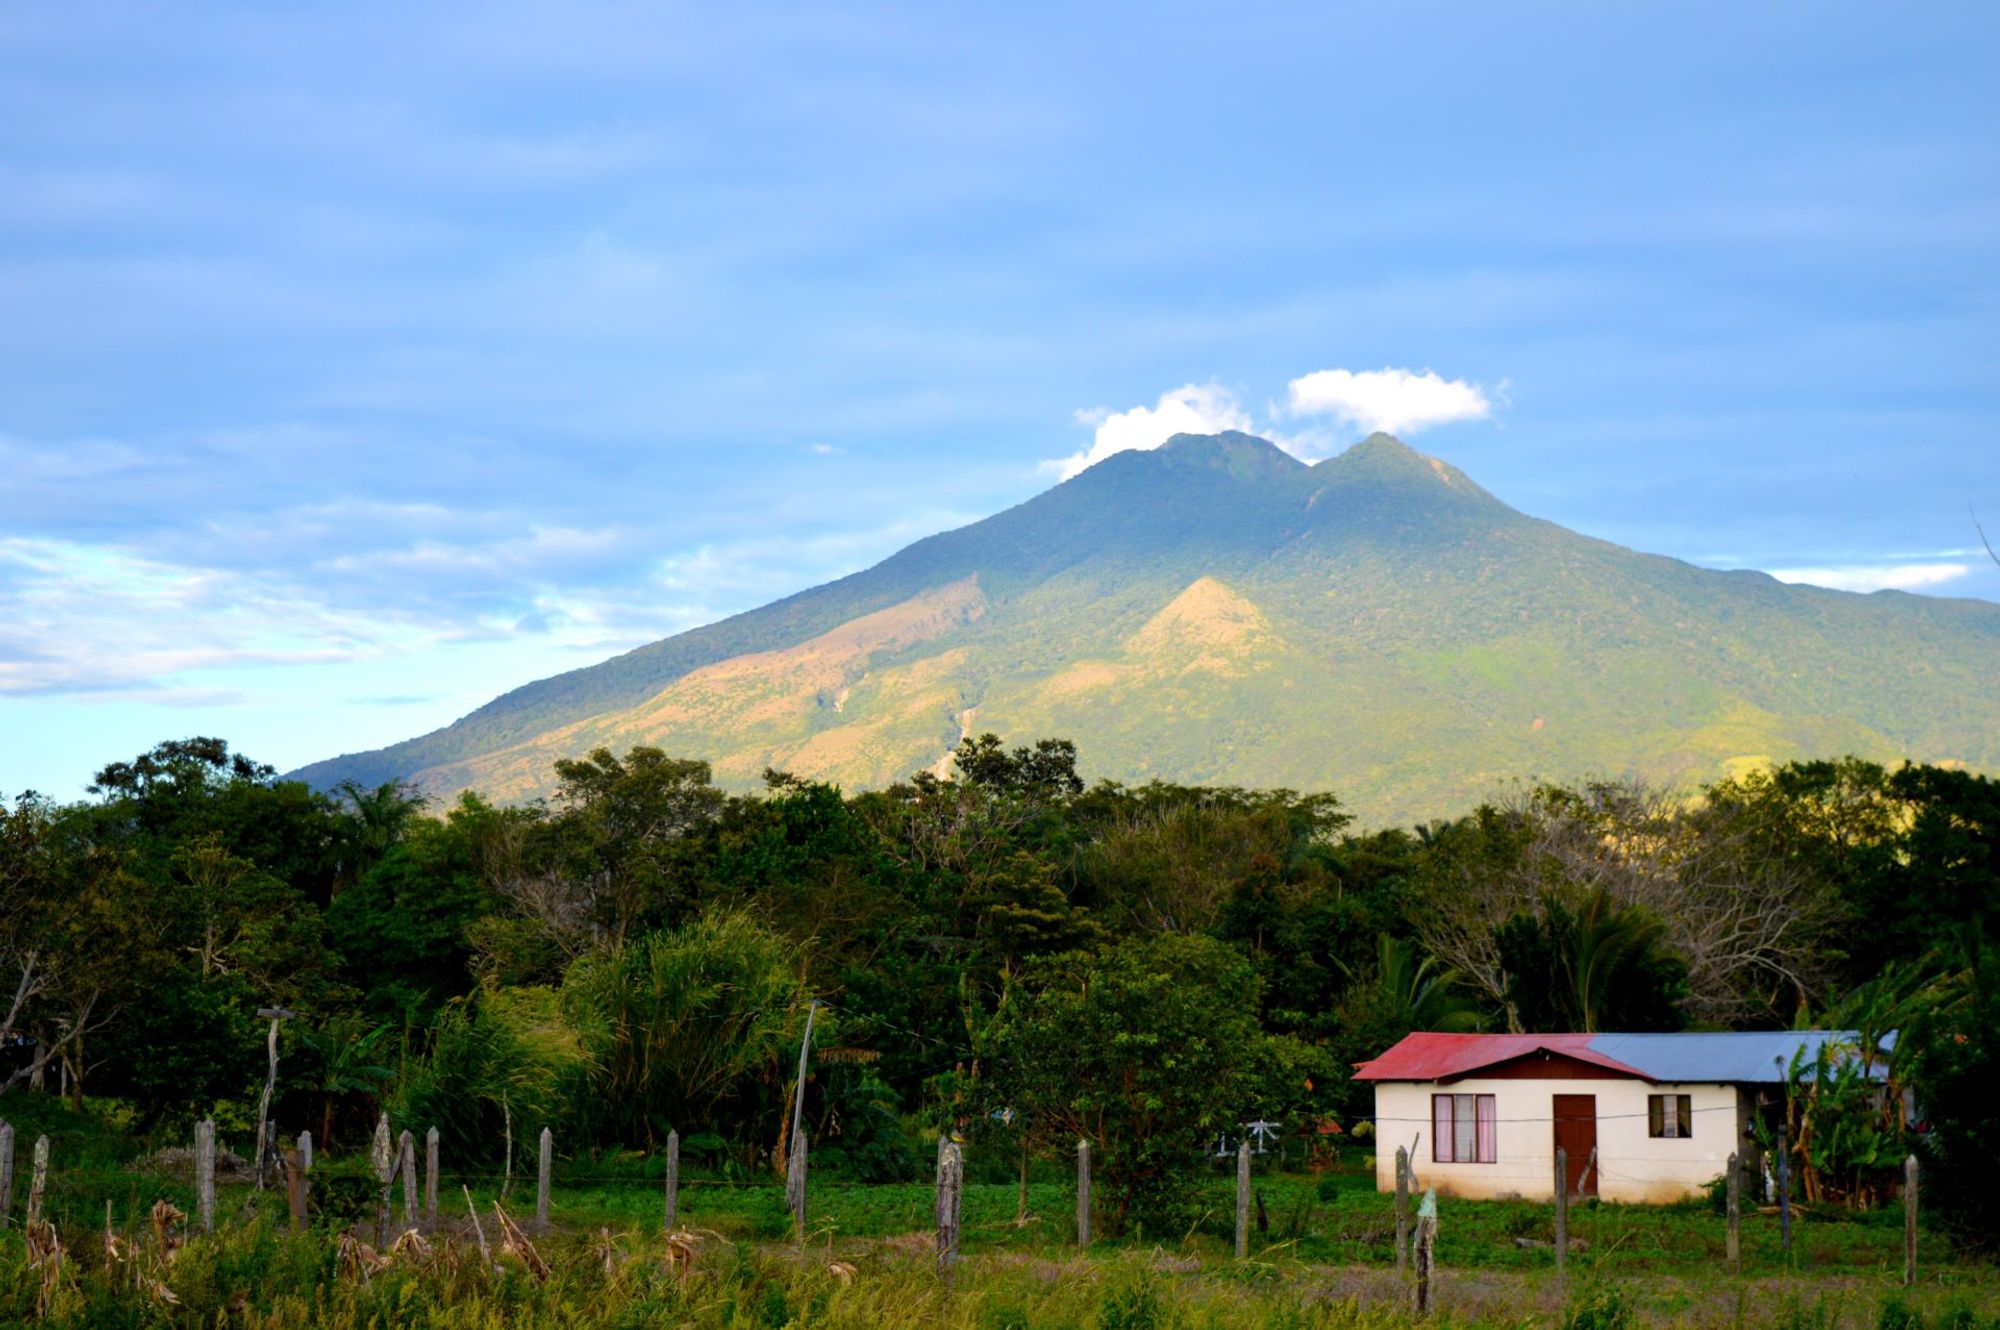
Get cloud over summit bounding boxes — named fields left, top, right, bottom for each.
left=1051, top=384, right=1253, bottom=480
left=1052, top=367, right=1496, bottom=478
left=1285, top=368, right=1495, bottom=436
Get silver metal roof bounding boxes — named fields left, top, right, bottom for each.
left=1588, top=1031, right=1883, bottom=1085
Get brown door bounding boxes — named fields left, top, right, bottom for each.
left=1553, top=1094, right=1597, bottom=1198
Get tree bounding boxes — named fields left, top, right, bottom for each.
left=326, top=799, right=500, bottom=1023
left=1344, top=933, right=1482, bottom=1034
left=1709, top=760, right=2000, bottom=988
left=1080, top=785, right=1347, bottom=936
left=1415, top=780, right=1839, bottom=1028
left=977, top=934, right=1314, bottom=1233
left=1909, top=929, right=2000, bottom=1249
left=1496, top=888, right=1686, bottom=1033
left=87, top=737, right=348, bottom=906
left=950, top=734, right=1085, bottom=802
left=0, top=794, right=156, bottom=1102
left=296, top=1018, right=395, bottom=1146
left=1778, top=964, right=1936, bottom=1210
left=559, top=910, right=812, bottom=1145
left=541, top=747, right=727, bottom=946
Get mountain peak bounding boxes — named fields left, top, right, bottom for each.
left=1324, top=431, right=1436, bottom=474
left=1152, top=430, right=1307, bottom=481
left=1313, top=431, right=1498, bottom=503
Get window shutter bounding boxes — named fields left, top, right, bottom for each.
left=1677, top=1095, right=1692, bottom=1138
left=1433, top=1095, right=1452, bottom=1163
left=1648, top=1095, right=1664, bottom=1137
left=1475, top=1095, right=1497, bottom=1163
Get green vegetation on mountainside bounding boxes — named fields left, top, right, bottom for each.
left=289, top=432, right=2000, bottom=823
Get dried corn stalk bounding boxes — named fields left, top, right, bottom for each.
left=337, top=1233, right=390, bottom=1283
left=25, top=1219, right=67, bottom=1320
left=149, top=1199, right=187, bottom=1263
left=491, top=1201, right=550, bottom=1283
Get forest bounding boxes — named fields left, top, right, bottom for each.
left=2, top=734, right=1996, bottom=1248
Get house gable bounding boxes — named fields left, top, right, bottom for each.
left=1440, top=1048, right=1651, bottom=1083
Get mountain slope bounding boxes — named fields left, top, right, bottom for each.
left=292, top=433, right=2000, bottom=823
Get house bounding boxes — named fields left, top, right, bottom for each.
left=1353, top=1031, right=1874, bottom=1204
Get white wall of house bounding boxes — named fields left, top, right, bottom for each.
left=1371, top=1077, right=1743, bottom=1203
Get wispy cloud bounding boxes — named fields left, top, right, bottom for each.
left=0, top=537, right=426, bottom=696
left=1284, top=367, right=1496, bottom=436
left=1766, top=562, right=1973, bottom=593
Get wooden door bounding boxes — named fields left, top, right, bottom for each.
left=1553, top=1094, right=1597, bottom=1198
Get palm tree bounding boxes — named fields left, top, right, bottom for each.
left=1347, top=934, right=1483, bottom=1032
left=1547, top=888, right=1676, bottom=1032
left=333, top=781, right=426, bottom=897
left=299, top=1019, right=394, bottom=1146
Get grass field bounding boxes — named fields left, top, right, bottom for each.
left=5, top=1097, right=1996, bottom=1328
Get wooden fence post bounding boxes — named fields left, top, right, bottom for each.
left=536, top=1127, right=553, bottom=1229
left=283, top=1147, right=308, bottom=1232
left=501, top=1094, right=513, bottom=1199
left=1076, top=1140, right=1092, bottom=1248
left=370, top=1114, right=394, bottom=1248
left=950, top=1141, right=964, bottom=1253
left=1554, top=1146, right=1568, bottom=1283
left=1904, top=1154, right=1918, bottom=1288
left=0, top=1120, right=13, bottom=1230
left=1413, top=1188, right=1438, bottom=1316
left=788, top=1130, right=809, bottom=1240
left=1394, top=1146, right=1410, bottom=1272
left=399, top=1130, right=418, bottom=1230
left=1235, top=1139, right=1251, bottom=1259
left=663, top=1129, right=680, bottom=1232
left=1726, top=1151, right=1741, bottom=1274
left=934, top=1140, right=963, bottom=1273
left=25, top=1135, right=49, bottom=1230
left=784, top=1000, right=818, bottom=1243
left=252, top=1006, right=294, bottom=1190
left=196, top=1119, right=216, bottom=1234
left=425, top=1127, right=439, bottom=1227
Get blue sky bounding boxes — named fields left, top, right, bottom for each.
left=3, top=2, right=1996, bottom=798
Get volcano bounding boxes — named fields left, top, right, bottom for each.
left=292, top=433, right=2000, bottom=823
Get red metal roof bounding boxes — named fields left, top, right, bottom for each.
left=1351, top=1032, right=1652, bottom=1083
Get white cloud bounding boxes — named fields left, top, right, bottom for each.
left=1285, top=367, right=1494, bottom=437
left=1048, top=383, right=1253, bottom=479
left=1767, top=563, right=1972, bottom=593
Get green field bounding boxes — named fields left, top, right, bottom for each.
left=9, top=1113, right=1995, bottom=1330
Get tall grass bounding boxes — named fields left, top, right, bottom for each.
left=5, top=1219, right=1997, bottom=1329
